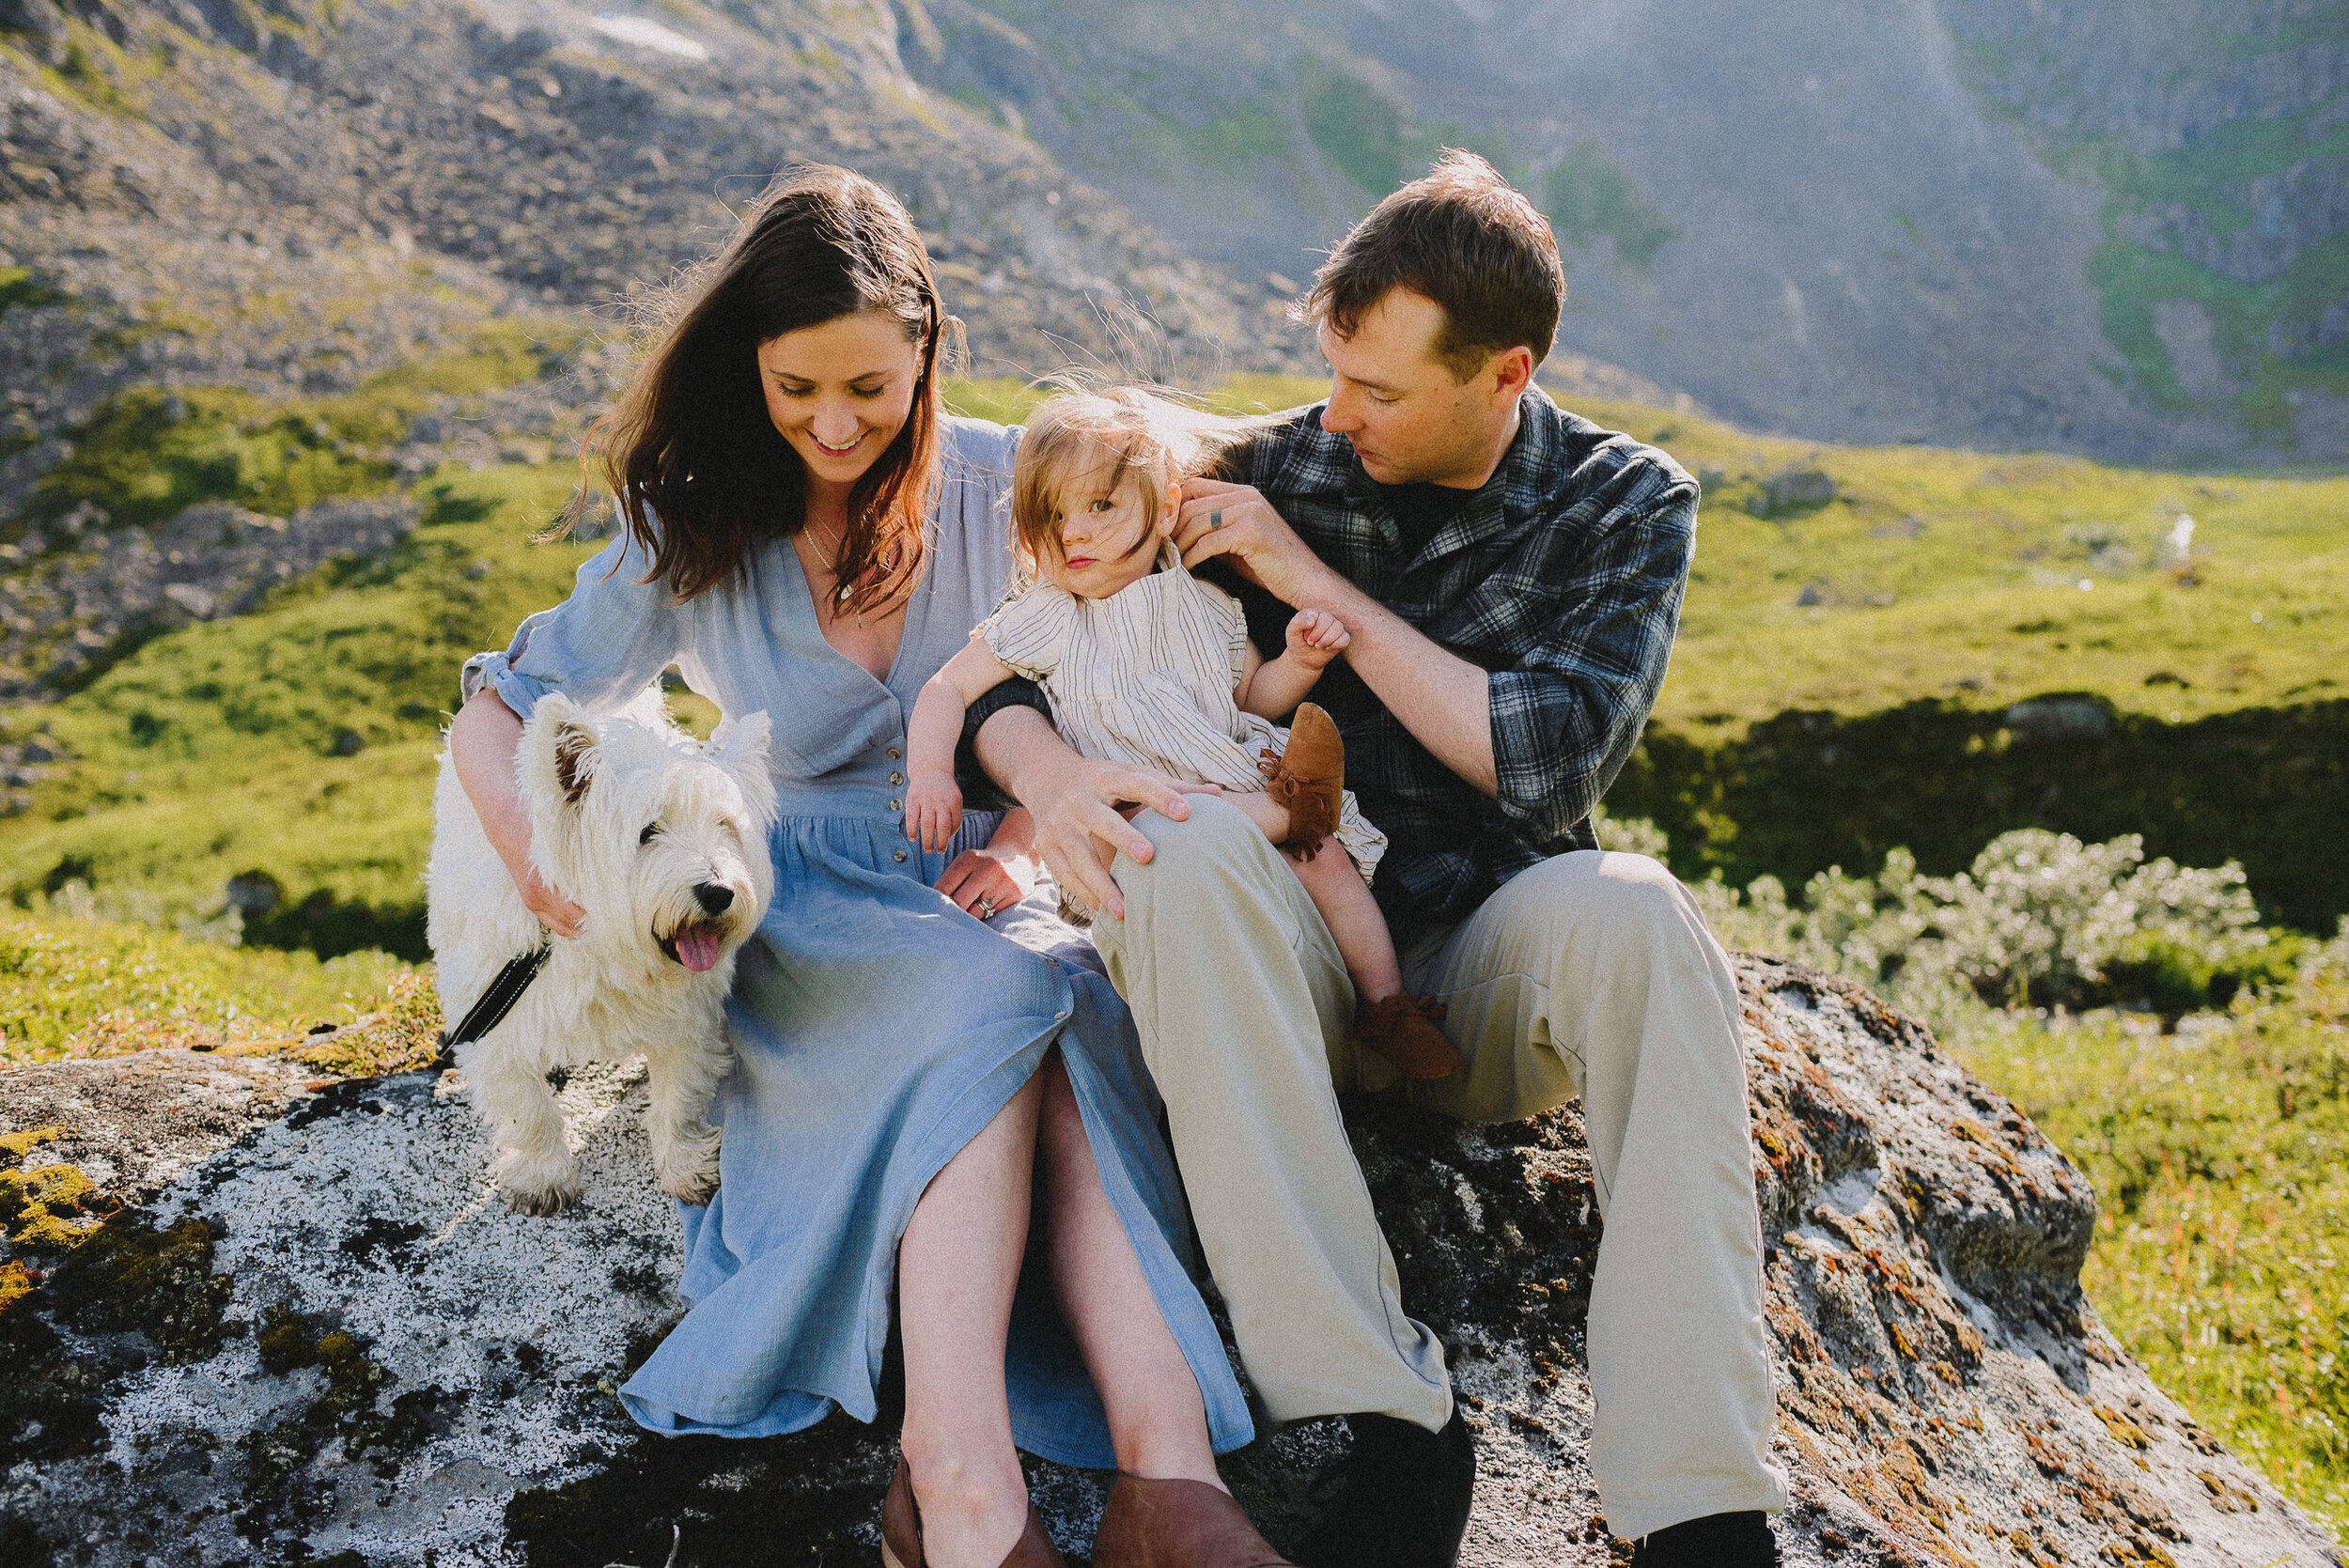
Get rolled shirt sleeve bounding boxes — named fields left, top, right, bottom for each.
left=1487, top=489, right=1694, bottom=841
left=459, top=520, right=685, bottom=721
left=957, top=677, right=1056, bottom=813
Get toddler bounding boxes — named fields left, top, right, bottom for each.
left=904, top=388, right=1459, bottom=1079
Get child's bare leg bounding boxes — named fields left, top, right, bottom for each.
left=1286, top=835, right=1401, bottom=1001
left=1290, top=834, right=1467, bottom=1079
left=1217, top=788, right=1291, bottom=846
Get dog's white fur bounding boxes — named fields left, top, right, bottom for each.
left=428, top=691, right=776, bottom=1216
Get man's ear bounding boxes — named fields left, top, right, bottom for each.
left=1490, top=345, right=1535, bottom=405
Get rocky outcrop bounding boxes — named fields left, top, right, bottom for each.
left=0, top=0, right=1303, bottom=458
left=0, top=494, right=422, bottom=702
left=1, top=959, right=2339, bottom=1566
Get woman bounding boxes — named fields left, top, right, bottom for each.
left=446, top=166, right=1288, bottom=1568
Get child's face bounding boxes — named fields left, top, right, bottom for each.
left=1041, top=449, right=1179, bottom=599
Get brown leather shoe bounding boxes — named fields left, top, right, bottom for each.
left=1092, top=1473, right=1295, bottom=1567
left=881, top=1459, right=1066, bottom=1568
left=881, top=1460, right=924, bottom=1568
left=1263, top=702, right=1344, bottom=862
left=1353, top=993, right=1465, bottom=1079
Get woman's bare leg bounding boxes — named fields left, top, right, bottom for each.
left=1289, top=835, right=1402, bottom=1001
left=1036, top=1054, right=1224, bottom=1487
left=898, top=1074, right=1045, bottom=1568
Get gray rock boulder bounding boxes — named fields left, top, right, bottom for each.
left=1, top=959, right=2339, bottom=1566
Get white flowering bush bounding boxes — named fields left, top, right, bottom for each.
left=1613, top=817, right=2283, bottom=1033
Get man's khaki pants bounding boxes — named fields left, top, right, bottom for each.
left=1093, top=798, right=1789, bottom=1542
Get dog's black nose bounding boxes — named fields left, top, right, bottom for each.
left=693, top=883, right=735, bottom=916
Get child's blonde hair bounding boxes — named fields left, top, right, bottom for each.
left=1010, top=386, right=1249, bottom=578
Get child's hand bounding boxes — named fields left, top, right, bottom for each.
left=1285, top=608, right=1351, bottom=669
left=905, top=771, right=964, bottom=854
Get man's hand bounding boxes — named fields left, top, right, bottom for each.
left=1284, top=608, right=1351, bottom=669
left=1023, top=751, right=1194, bottom=921
left=1174, top=477, right=1342, bottom=607
left=904, top=769, right=963, bottom=854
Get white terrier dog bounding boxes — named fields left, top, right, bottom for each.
left=428, top=691, right=776, bottom=1216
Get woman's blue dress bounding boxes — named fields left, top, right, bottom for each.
left=461, top=418, right=1252, bottom=1467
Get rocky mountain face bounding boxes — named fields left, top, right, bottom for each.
left=0, top=0, right=1296, bottom=384
left=898, top=0, right=2349, bottom=463
left=1943, top=0, right=2349, bottom=452
left=0, top=0, right=1316, bottom=697
left=2, top=957, right=2337, bottom=1566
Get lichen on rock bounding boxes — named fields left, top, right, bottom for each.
left=0, top=961, right=2341, bottom=1566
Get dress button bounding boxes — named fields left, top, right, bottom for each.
left=894, top=849, right=908, bottom=862
left=887, top=746, right=901, bottom=759
left=890, top=772, right=904, bottom=785
left=890, top=799, right=902, bottom=812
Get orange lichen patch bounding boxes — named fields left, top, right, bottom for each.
left=1948, top=1116, right=2024, bottom=1173
left=2191, top=1469, right=2260, bottom=1514
left=2093, top=1405, right=2152, bottom=1451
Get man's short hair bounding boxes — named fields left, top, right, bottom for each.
left=1303, top=150, right=1563, bottom=380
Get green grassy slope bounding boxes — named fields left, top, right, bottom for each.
left=1964, top=933, right=2349, bottom=1530
left=0, top=464, right=603, bottom=956
left=1576, top=396, right=2347, bottom=732
left=0, top=373, right=2341, bottom=955
left=1046, top=370, right=2349, bottom=728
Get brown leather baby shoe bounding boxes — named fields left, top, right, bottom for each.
left=1353, top=993, right=1465, bottom=1079
left=1262, top=702, right=1344, bottom=862
left=1092, top=1473, right=1295, bottom=1568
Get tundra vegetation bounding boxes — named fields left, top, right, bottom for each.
left=0, top=374, right=2342, bottom=1530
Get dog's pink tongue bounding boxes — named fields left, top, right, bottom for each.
left=676, top=928, right=723, bottom=972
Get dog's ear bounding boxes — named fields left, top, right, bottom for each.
left=521, top=693, right=602, bottom=809
left=552, top=724, right=597, bottom=803
left=709, top=710, right=775, bottom=821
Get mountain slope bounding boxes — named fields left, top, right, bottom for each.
left=0, top=0, right=1304, bottom=513
left=898, top=0, right=2349, bottom=462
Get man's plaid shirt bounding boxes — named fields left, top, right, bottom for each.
left=1220, top=388, right=1697, bottom=941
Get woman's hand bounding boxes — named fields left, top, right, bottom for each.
left=935, top=832, right=1035, bottom=922
left=450, top=688, right=586, bottom=939
left=519, top=862, right=586, bottom=940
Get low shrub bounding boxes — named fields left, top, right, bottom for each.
left=1617, top=819, right=2288, bottom=1035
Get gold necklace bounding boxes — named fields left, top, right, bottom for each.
left=807, top=518, right=854, bottom=603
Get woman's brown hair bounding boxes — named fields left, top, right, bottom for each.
left=578, top=164, right=953, bottom=612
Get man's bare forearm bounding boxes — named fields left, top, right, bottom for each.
left=972, top=703, right=1081, bottom=806
left=1304, top=570, right=1498, bottom=797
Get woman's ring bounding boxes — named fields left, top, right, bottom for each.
left=1208, top=509, right=1225, bottom=531
left=975, top=895, right=996, bottom=919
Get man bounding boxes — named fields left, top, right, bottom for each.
left=963, top=152, right=1789, bottom=1566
